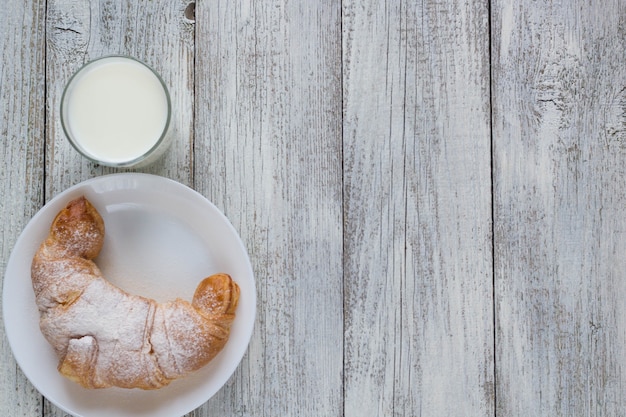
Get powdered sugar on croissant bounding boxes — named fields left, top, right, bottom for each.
left=31, top=196, right=240, bottom=389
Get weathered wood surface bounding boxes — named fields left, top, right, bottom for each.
left=192, top=0, right=343, bottom=415
left=42, top=0, right=194, bottom=415
left=342, top=0, right=494, bottom=415
left=1, top=0, right=625, bottom=416
left=0, top=1, right=46, bottom=416
left=492, top=0, right=626, bottom=415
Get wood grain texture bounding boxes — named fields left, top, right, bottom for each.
left=45, top=0, right=195, bottom=196
left=492, top=0, right=626, bottom=415
left=342, top=0, right=494, bottom=415
left=193, top=0, right=343, bottom=415
left=43, top=0, right=195, bottom=415
left=0, top=1, right=46, bottom=416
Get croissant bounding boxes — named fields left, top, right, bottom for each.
left=30, top=196, right=240, bottom=389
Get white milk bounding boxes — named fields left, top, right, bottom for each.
left=62, top=56, right=170, bottom=166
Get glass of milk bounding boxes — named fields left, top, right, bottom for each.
left=60, top=56, right=172, bottom=168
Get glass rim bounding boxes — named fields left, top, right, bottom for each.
left=60, top=55, right=172, bottom=168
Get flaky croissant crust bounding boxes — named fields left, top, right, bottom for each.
left=31, top=196, right=239, bottom=389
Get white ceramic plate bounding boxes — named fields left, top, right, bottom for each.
left=3, top=173, right=256, bottom=417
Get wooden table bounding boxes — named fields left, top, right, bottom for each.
left=1, top=0, right=625, bottom=416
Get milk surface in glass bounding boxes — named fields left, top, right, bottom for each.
left=62, top=56, right=170, bottom=166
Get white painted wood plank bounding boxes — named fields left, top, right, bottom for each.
left=493, top=0, right=626, bottom=415
left=45, top=0, right=195, bottom=197
left=43, top=0, right=195, bottom=415
left=0, top=1, right=46, bottom=416
left=342, top=0, right=494, bottom=415
left=193, top=0, right=344, bottom=415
